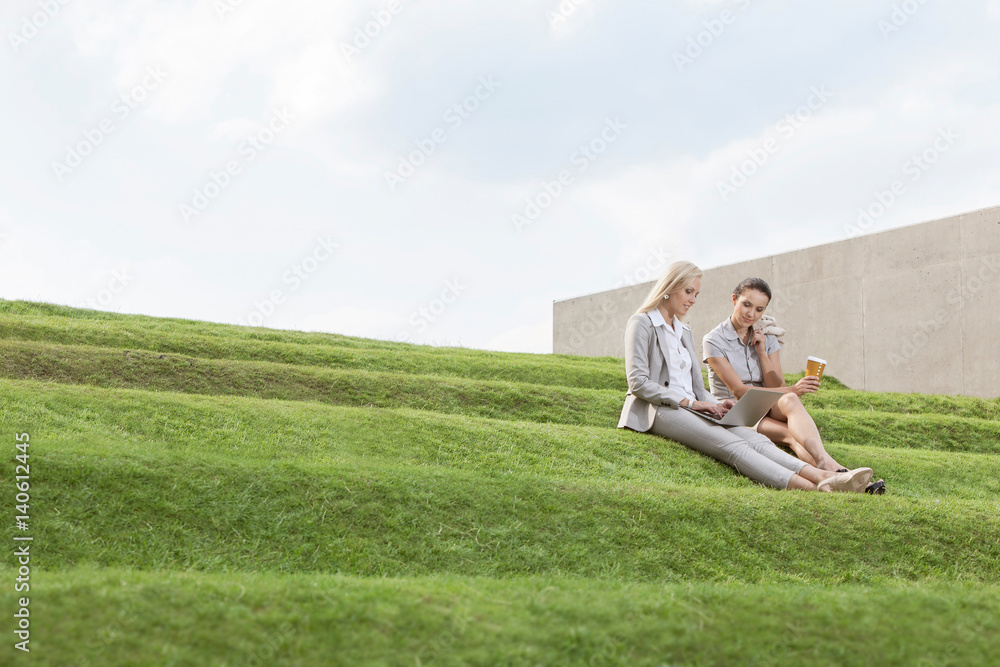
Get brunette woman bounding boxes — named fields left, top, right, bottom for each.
left=703, top=278, right=885, bottom=493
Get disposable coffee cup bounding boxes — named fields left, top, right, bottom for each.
left=806, top=356, right=826, bottom=380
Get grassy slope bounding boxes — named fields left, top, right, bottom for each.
left=8, top=383, right=1000, bottom=582
left=2, top=569, right=999, bottom=666
left=1, top=300, right=999, bottom=665
left=0, top=301, right=624, bottom=390
left=3, top=340, right=999, bottom=453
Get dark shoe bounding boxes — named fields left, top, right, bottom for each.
left=865, top=479, right=886, bottom=495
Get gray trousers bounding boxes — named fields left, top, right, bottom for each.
left=648, top=406, right=807, bottom=489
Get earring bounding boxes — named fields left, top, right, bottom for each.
left=663, top=294, right=669, bottom=300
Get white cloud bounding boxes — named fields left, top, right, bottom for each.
left=205, top=116, right=261, bottom=143
left=0, top=227, right=137, bottom=309
left=4, top=0, right=999, bottom=359
left=545, top=0, right=605, bottom=40
left=485, top=318, right=552, bottom=354
left=546, top=42, right=1000, bottom=278
left=62, top=0, right=377, bottom=126
left=574, top=161, right=698, bottom=258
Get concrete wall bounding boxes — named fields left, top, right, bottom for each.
left=553, top=205, right=1000, bottom=397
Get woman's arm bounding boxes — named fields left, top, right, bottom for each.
left=705, top=355, right=766, bottom=399
left=753, top=331, right=787, bottom=389
left=756, top=335, right=818, bottom=396
left=710, top=333, right=800, bottom=396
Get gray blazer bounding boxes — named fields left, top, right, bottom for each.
left=617, top=311, right=718, bottom=432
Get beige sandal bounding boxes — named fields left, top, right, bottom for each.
left=816, top=467, right=873, bottom=493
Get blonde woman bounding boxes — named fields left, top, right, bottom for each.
left=618, top=261, right=872, bottom=492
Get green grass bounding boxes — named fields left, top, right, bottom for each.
left=5, top=340, right=999, bottom=451
left=0, top=339, right=623, bottom=427
left=2, top=569, right=998, bottom=666
left=0, top=301, right=624, bottom=390
left=1, top=299, right=999, bottom=665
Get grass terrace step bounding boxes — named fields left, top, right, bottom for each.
left=5, top=378, right=1000, bottom=499
left=21, top=448, right=1000, bottom=583
left=0, top=300, right=624, bottom=390
left=7, top=342, right=1000, bottom=453
left=0, top=339, right=623, bottom=427
left=6, top=380, right=999, bottom=584
left=809, top=408, right=1000, bottom=454
left=805, top=389, right=1000, bottom=420
left=1, top=569, right=997, bottom=666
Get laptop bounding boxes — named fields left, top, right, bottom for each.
left=681, top=387, right=783, bottom=427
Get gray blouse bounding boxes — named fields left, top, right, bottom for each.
left=702, top=318, right=781, bottom=400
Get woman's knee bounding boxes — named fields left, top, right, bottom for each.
left=746, top=432, right=782, bottom=454
left=688, top=431, right=750, bottom=465
left=778, top=393, right=803, bottom=413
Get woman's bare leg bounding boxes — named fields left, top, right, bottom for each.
left=786, top=464, right=835, bottom=491
left=768, top=394, right=843, bottom=471
left=756, top=417, right=817, bottom=467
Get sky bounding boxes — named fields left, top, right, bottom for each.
left=1, top=0, right=998, bottom=353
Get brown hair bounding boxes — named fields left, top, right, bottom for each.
left=733, top=277, right=772, bottom=302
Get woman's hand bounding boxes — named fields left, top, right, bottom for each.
left=750, top=328, right=768, bottom=356
left=691, top=400, right=726, bottom=418
left=792, top=376, right=821, bottom=396
left=719, top=399, right=736, bottom=414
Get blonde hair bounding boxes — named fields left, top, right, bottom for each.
left=635, top=261, right=703, bottom=314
